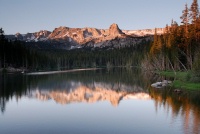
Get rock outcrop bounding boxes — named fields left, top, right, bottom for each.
left=14, top=30, right=51, bottom=42
left=6, top=24, right=165, bottom=50
left=108, top=23, right=124, bottom=36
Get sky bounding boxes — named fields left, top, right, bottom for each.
left=0, top=0, right=197, bottom=34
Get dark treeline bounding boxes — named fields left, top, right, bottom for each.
left=0, top=27, right=150, bottom=71
left=0, top=29, right=28, bottom=69
left=142, top=0, right=200, bottom=82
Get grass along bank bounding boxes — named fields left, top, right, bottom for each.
left=158, top=71, right=200, bottom=90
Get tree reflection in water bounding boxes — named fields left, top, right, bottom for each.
left=0, top=68, right=200, bottom=133
left=150, top=87, right=200, bottom=134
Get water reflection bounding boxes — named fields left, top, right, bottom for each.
left=33, top=85, right=151, bottom=106
left=0, top=68, right=150, bottom=112
left=150, top=88, right=200, bottom=134
left=0, top=68, right=200, bottom=134
left=0, top=73, right=29, bottom=113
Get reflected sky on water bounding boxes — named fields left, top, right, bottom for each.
left=0, top=68, right=200, bottom=134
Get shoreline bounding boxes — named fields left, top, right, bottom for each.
left=158, top=71, right=200, bottom=90
left=25, top=68, right=102, bottom=75
left=0, top=67, right=24, bottom=73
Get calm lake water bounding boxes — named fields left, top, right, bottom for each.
left=0, top=68, right=200, bottom=134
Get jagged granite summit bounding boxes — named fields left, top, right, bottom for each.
left=6, top=24, right=165, bottom=50
left=108, top=23, right=124, bottom=36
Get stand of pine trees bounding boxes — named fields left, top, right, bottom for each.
left=142, top=0, right=200, bottom=82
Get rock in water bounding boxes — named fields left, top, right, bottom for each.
left=151, top=80, right=172, bottom=88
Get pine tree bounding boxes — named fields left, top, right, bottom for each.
left=180, top=3, right=194, bottom=69
left=189, top=0, right=199, bottom=45
left=0, top=28, right=5, bottom=41
left=188, top=0, right=200, bottom=69
left=180, top=3, right=189, bottom=39
left=150, top=28, right=160, bottom=54
left=0, top=28, right=6, bottom=68
left=190, top=0, right=199, bottom=27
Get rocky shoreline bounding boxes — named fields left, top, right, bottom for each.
left=0, top=67, right=25, bottom=73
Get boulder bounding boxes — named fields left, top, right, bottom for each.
left=151, top=80, right=172, bottom=88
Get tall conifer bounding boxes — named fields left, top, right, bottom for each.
left=190, top=0, right=199, bottom=26
left=180, top=3, right=189, bottom=39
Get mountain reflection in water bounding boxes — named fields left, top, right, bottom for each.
left=1, top=68, right=150, bottom=111
left=0, top=68, right=200, bottom=134
left=32, top=83, right=151, bottom=106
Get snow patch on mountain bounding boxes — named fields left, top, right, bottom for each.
left=7, top=24, right=165, bottom=50
left=123, top=28, right=164, bottom=36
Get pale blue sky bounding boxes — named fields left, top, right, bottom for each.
left=0, top=0, right=195, bottom=34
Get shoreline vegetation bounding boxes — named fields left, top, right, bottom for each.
left=158, top=71, right=200, bottom=90
left=142, top=0, right=200, bottom=90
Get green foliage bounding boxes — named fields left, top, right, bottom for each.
left=173, top=80, right=200, bottom=90
left=159, top=70, right=200, bottom=90
left=159, top=71, right=188, bottom=80
left=191, top=49, right=200, bottom=82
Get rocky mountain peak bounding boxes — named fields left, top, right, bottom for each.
left=6, top=24, right=165, bottom=50
left=109, top=23, right=124, bottom=36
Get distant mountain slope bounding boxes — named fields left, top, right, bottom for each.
left=6, top=24, right=165, bottom=50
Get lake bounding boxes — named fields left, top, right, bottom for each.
left=0, top=68, right=200, bottom=134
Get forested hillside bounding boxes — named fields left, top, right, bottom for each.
left=0, top=27, right=150, bottom=71
left=142, top=0, right=200, bottom=82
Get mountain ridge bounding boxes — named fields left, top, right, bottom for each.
left=6, top=23, right=165, bottom=50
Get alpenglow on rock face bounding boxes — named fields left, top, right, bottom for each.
left=7, top=24, right=165, bottom=50
left=109, top=23, right=124, bottom=36
left=32, top=82, right=151, bottom=107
